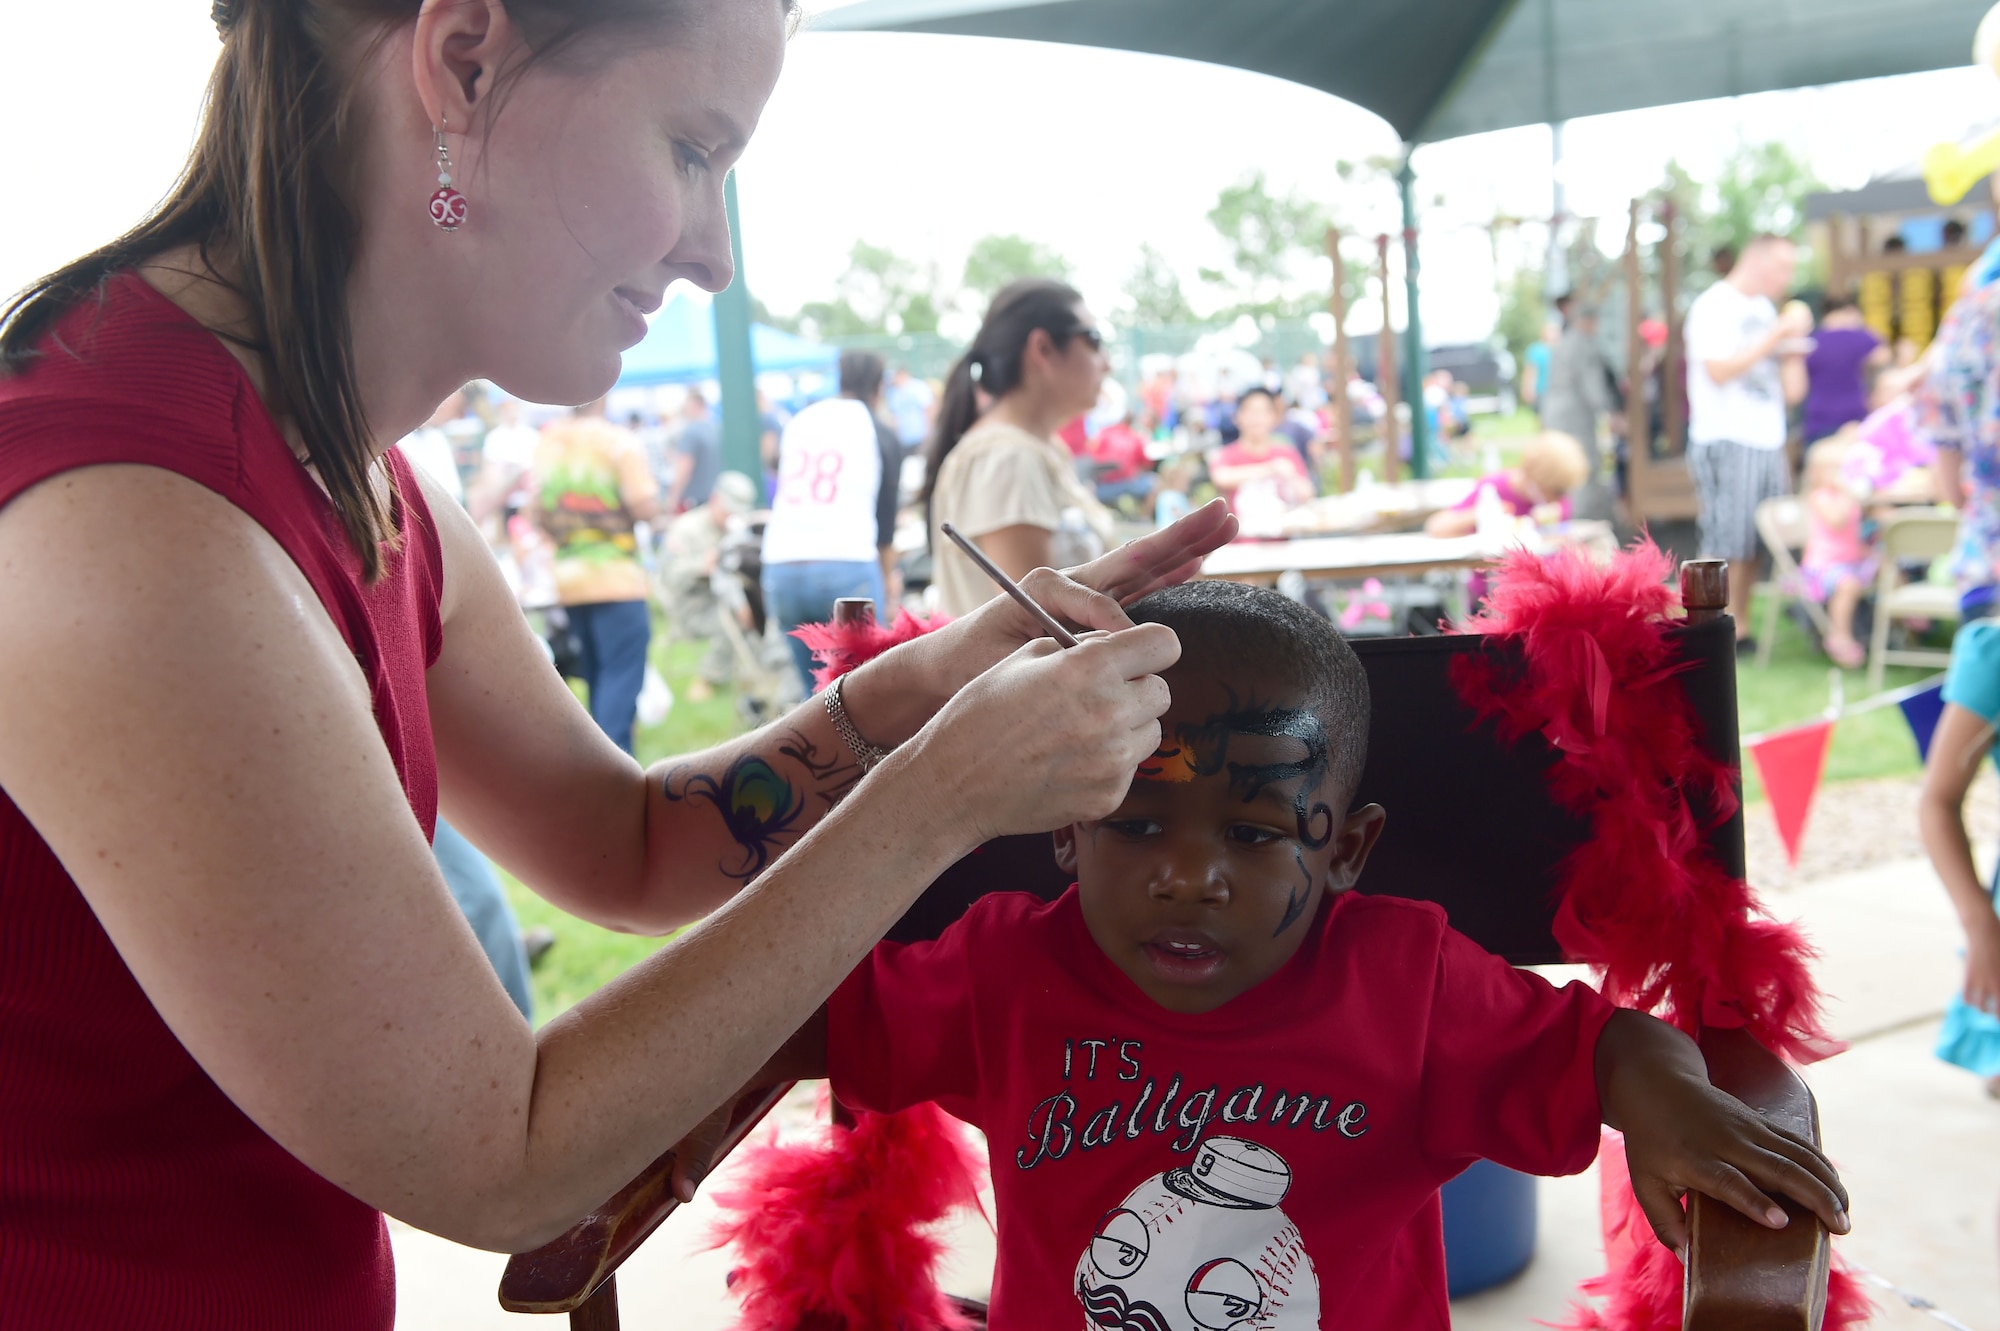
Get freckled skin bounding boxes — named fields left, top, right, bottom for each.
left=1055, top=663, right=1385, bottom=1015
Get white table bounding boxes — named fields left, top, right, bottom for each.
left=1199, top=532, right=1491, bottom=586
left=1198, top=522, right=1616, bottom=588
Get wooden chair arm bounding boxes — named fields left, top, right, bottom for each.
left=1684, top=1026, right=1829, bottom=1330
left=497, top=1081, right=795, bottom=1315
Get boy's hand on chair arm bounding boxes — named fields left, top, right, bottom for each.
left=1595, top=1009, right=1850, bottom=1257
left=669, top=1007, right=829, bottom=1204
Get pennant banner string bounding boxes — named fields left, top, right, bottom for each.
left=1743, top=672, right=1946, bottom=748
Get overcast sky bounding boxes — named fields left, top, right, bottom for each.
left=5, top=3, right=2000, bottom=344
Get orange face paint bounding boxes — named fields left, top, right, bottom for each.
left=1135, top=741, right=1200, bottom=784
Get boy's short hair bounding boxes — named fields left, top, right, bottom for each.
left=1520, top=430, right=1589, bottom=500
left=1235, top=386, right=1279, bottom=413
left=1127, top=581, right=1370, bottom=809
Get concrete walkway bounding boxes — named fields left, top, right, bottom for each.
left=391, top=853, right=2000, bottom=1328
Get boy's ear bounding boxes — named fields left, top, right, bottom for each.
left=1325, top=804, right=1386, bottom=891
left=1052, top=825, right=1079, bottom=875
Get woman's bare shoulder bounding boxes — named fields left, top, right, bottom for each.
left=0, top=463, right=360, bottom=715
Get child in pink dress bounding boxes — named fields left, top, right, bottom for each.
left=1423, top=430, right=1589, bottom=538
left=1799, top=435, right=1875, bottom=669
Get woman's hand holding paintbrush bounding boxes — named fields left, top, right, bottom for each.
left=874, top=502, right=1235, bottom=842
left=942, top=498, right=1238, bottom=648
left=941, top=523, right=1082, bottom=648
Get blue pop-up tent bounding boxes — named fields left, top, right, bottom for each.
left=616, top=293, right=838, bottom=388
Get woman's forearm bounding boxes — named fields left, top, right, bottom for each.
left=618, top=639, right=955, bottom=932
left=1920, top=788, right=1995, bottom=931
left=1919, top=704, right=1997, bottom=933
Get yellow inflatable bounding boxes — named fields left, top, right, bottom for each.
left=1923, top=2, right=2000, bottom=205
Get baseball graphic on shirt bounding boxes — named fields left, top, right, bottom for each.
left=1074, top=1137, right=1320, bottom=1330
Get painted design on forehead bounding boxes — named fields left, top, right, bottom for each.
left=1135, top=689, right=1337, bottom=851
left=1133, top=742, right=1199, bottom=783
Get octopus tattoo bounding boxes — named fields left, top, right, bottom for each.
left=663, top=728, right=866, bottom=882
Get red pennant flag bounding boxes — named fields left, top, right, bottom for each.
left=1748, top=721, right=1834, bottom=868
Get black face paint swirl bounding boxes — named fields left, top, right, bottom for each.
left=1274, top=847, right=1315, bottom=937
left=1172, top=689, right=1335, bottom=851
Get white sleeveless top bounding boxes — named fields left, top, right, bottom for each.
left=762, top=397, right=884, bottom=566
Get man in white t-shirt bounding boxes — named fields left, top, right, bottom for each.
left=1682, top=233, right=1811, bottom=646
left=761, top=351, right=903, bottom=694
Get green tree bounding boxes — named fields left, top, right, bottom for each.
left=961, top=234, right=1073, bottom=303
left=748, top=293, right=801, bottom=333
left=1494, top=266, right=1547, bottom=372
left=794, top=297, right=874, bottom=339
left=1200, top=171, right=1335, bottom=318
left=1122, top=244, right=1197, bottom=326
left=791, top=240, right=947, bottom=339
left=1666, top=140, right=1824, bottom=283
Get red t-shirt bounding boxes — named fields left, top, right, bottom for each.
left=1089, top=423, right=1153, bottom=484
left=1212, top=440, right=1312, bottom=523
left=829, top=887, right=1611, bottom=1330
left=0, top=274, right=441, bottom=1328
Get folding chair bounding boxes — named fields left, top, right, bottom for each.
left=1754, top=496, right=1830, bottom=669
left=1865, top=512, right=1960, bottom=692
left=499, top=561, right=1828, bottom=1331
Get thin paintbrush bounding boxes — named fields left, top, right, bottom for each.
left=939, top=522, right=1082, bottom=648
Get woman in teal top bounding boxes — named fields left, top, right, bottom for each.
left=1919, top=619, right=2000, bottom=1087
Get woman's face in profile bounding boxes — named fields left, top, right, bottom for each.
left=447, top=0, right=788, bottom=406
left=1048, top=306, right=1110, bottom=419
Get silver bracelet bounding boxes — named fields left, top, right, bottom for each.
left=825, top=673, right=893, bottom=772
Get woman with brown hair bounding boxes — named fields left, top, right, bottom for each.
left=0, top=3, right=1233, bottom=1324
left=924, top=278, right=1119, bottom=616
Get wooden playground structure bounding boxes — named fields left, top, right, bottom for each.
left=1620, top=197, right=1700, bottom=526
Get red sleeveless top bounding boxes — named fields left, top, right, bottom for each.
left=0, top=275, right=444, bottom=1328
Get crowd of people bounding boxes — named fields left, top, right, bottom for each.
left=392, top=280, right=1521, bottom=741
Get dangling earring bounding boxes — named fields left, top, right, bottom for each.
left=429, top=119, right=468, bottom=232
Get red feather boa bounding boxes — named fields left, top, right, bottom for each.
left=1452, top=540, right=1836, bottom=1063
left=708, top=1096, right=987, bottom=1331
left=1453, top=541, right=1864, bottom=1328
left=791, top=609, right=950, bottom=694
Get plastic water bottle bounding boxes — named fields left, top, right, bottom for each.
left=1474, top=481, right=1506, bottom=542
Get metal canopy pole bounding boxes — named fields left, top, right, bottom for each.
left=713, top=171, right=761, bottom=485
left=1375, top=233, right=1400, bottom=486
left=1397, top=151, right=1432, bottom=479
left=1327, top=226, right=1356, bottom=493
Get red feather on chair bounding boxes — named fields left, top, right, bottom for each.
left=709, top=1097, right=987, bottom=1331
left=1452, top=541, right=1865, bottom=1329
left=792, top=609, right=949, bottom=694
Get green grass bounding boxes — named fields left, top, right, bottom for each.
left=503, top=629, right=754, bottom=1023
left=503, top=568, right=1948, bottom=1020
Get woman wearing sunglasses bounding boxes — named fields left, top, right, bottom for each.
left=923, top=279, right=1119, bottom=616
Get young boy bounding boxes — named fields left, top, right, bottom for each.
left=1210, top=388, right=1315, bottom=533
left=727, top=581, right=1848, bottom=1329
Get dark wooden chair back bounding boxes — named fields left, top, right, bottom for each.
left=500, top=560, right=1825, bottom=1331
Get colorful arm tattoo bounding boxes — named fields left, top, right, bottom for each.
left=662, top=728, right=865, bottom=882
